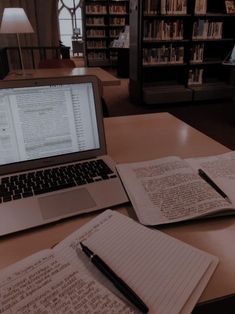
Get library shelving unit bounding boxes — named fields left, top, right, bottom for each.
left=189, top=0, right=235, bottom=100
left=83, top=0, right=129, bottom=67
left=129, top=0, right=235, bottom=105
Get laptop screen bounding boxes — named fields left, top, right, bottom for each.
left=0, top=81, right=100, bottom=166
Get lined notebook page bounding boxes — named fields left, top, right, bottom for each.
left=54, top=210, right=218, bottom=314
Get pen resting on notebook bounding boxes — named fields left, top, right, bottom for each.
left=198, top=169, right=231, bottom=203
left=80, top=242, right=149, bottom=313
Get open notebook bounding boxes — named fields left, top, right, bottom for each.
left=0, top=76, right=128, bottom=236
left=0, top=210, right=218, bottom=313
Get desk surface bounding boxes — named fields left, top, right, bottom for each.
left=4, top=67, right=120, bottom=87
left=0, top=112, right=233, bottom=303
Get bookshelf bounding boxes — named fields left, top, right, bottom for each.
left=83, top=0, right=129, bottom=67
left=129, top=0, right=235, bottom=105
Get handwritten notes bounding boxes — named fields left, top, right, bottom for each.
left=0, top=210, right=218, bottom=314
left=0, top=248, right=134, bottom=313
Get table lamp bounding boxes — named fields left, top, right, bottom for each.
left=0, top=8, right=34, bottom=75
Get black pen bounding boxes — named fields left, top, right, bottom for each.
left=198, top=168, right=231, bottom=203
left=80, top=242, right=149, bottom=313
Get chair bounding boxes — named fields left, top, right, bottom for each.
left=38, top=58, right=76, bottom=69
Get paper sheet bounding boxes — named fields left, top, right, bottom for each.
left=54, top=210, right=218, bottom=314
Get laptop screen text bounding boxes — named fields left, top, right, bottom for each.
left=0, top=82, right=100, bottom=166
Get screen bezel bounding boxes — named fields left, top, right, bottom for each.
left=0, top=75, right=107, bottom=175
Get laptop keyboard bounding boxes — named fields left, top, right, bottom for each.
left=0, top=159, right=117, bottom=203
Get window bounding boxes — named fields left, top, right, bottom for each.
left=58, top=0, right=83, bottom=51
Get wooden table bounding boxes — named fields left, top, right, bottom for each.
left=0, top=112, right=233, bottom=304
left=4, top=67, right=120, bottom=88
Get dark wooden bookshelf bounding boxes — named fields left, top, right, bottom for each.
left=129, top=0, right=235, bottom=105
left=83, top=0, right=129, bottom=67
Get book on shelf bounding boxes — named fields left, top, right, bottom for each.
left=86, top=4, right=107, bottom=14
left=86, top=29, right=106, bottom=37
left=0, top=210, right=218, bottom=313
left=143, top=45, right=184, bottom=65
left=87, top=40, right=107, bottom=48
left=86, top=17, right=105, bottom=26
left=116, top=151, right=235, bottom=226
left=144, top=0, right=161, bottom=14
left=225, top=0, right=235, bottom=13
left=190, top=44, right=204, bottom=63
left=109, top=4, right=127, bottom=14
left=160, top=0, right=187, bottom=15
left=87, top=51, right=107, bottom=61
left=110, top=17, right=126, bottom=26
left=143, top=20, right=184, bottom=40
left=193, top=20, right=223, bottom=39
left=195, top=0, right=207, bottom=15
left=188, top=68, right=204, bottom=85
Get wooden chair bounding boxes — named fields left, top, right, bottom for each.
left=38, top=59, right=76, bottom=69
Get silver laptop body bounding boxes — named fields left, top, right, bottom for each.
left=0, top=75, right=128, bottom=236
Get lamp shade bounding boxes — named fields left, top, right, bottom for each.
left=0, top=8, right=34, bottom=34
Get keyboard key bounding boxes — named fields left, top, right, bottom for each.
left=22, top=191, right=34, bottom=198
left=13, top=194, right=22, bottom=200
left=3, top=196, right=12, bottom=202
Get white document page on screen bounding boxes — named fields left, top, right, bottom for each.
left=9, top=87, right=79, bottom=161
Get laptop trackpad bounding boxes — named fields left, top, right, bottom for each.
left=39, top=188, right=96, bottom=220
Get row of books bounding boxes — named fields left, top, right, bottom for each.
left=86, top=29, right=106, bottom=37
left=110, top=17, right=126, bottom=25
left=195, top=0, right=207, bottom=14
left=144, top=0, right=187, bottom=15
left=225, top=0, right=235, bottom=13
left=193, top=20, right=223, bottom=39
left=86, top=29, right=122, bottom=38
left=86, top=17, right=105, bottom=25
left=161, top=0, right=187, bottom=14
left=190, top=44, right=204, bottom=63
left=109, top=29, right=122, bottom=37
left=188, top=68, right=204, bottom=85
left=143, top=46, right=184, bottom=64
left=195, top=0, right=235, bottom=14
left=86, top=17, right=126, bottom=26
left=87, top=51, right=107, bottom=60
left=85, top=4, right=129, bottom=15
left=87, top=40, right=107, bottom=48
left=86, top=5, right=107, bottom=14
left=143, top=0, right=235, bottom=15
left=143, top=20, right=183, bottom=40
left=109, top=5, right=127, bottom=14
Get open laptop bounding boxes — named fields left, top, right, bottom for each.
left=0, top=75, right=128, bottom=236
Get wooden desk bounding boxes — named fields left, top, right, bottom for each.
left=0, top=113, right=233, bottom=304
left=4, top=67, right=120, bottom=88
